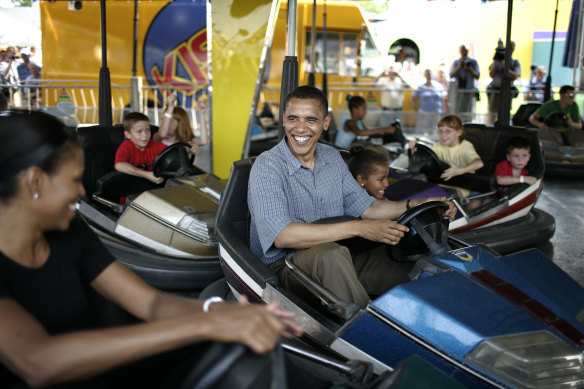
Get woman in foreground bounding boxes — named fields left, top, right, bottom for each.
left=0, top=110, right=301, bottom=388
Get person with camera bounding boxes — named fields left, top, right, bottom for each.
left=487, top=41, right=521, bottom=123
left=1, top=47, right=19, bottom=100
left=528, top=85, right=582, bottom=130
left=16, top=50, right=32, bottom=83
left=449, top=45, right=480, bottom=123
left=375, top=65, right=410, bottom=126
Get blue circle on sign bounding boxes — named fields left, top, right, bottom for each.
left=143, top=0, right=207, bottom=104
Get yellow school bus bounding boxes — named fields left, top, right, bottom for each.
left=39, top=0, right=384, bottom=122
left=37, top=0, right=383, bottom=174
left=260, top=0, right=389, bottom=121
left=37, top=0, right=577, bottom=176
left=37, top=0, right=576, bottom=121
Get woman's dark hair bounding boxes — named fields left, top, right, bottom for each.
left=348, top=144, right=389, bottom=179
left=0, top=110, right=79, bottom=201
left=346, top=95, right=366, bottom=112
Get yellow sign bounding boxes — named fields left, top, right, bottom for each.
left=453, top=250, right=474, bottom=262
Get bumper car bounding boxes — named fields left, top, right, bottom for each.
left=75, top=125, right=224, bottom=293
left=514, top=103, right=584, bottom=178
left=538, top=112, right=584, bottom=178
left=74, top=130, right=465, bottom=389
left=389, top=124, right=554, bottom=254
left=215, top=157, right=584, bottom=389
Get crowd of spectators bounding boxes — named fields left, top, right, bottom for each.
left=0, top=45, right=42, bottom=109
left=372, top=41, right=571, bottom=130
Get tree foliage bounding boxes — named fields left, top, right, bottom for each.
left=355, top=0, right=390, bottom=13
left=10, top=0, right=33, bottom=6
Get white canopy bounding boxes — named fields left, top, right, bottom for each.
left=0, top=4, right=41, bottom=47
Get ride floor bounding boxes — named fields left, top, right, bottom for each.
left=532, top=175, right=584, bottom=286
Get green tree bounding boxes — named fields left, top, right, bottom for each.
left=10, top=0, right=33, bottom=6
left=357, top=0, right=390, bottom=13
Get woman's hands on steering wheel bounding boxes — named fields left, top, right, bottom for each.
left=204, top=295, right=302, bottom=353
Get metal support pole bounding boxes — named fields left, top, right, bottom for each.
left=286, top=0, right=296, bottom=57
left=99, top=0, right=112, bottom=126
left=572, top=0, right=584, bottom=88
left=130, top=0, right=141, bottom=112
left=322, top=0, right=328, bottom=98
left=308, top=0, right=316, bottom=87
left=544, top=0, right=560, bottom=102
left=278, top=0, right=299, bottom=139
left=497, top=0, right=513, bottom=126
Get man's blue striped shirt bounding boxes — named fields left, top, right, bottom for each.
left=248, top=138, right=375, bottom=265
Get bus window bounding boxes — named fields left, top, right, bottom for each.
left=359, top=29, right=384, bottom=77
left=340, top=34, right=358, bottom=76
left=304, top=32, right=344, bottom=74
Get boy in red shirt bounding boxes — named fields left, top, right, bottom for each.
left=115, top=112, right=167, bottom=184
left=493, top=136, right=537, bottom=187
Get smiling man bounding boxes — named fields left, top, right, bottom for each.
left=248, top=85, right=456, bottom=307
left=529, top=85, right=582, bottom=130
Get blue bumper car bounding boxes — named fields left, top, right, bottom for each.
left=215, top=157, right=584, bottom=389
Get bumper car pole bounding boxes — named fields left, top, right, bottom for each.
left=278, top=0, right=299, bottom=140
left=99, top=0, right=113, bottom=127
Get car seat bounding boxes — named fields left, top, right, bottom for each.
left=76, top=125, right=126, bottom=198
left=512, top=102, right=541, bottom=127
left=215, top=158, right=361, bottom=322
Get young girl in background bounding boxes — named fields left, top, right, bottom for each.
left=155, top=93, right=209, bottom=154
left=334, top=95, right=399, bottom=150
left=432, top=115, right=483, bottom=180
left=348, top=144, right=390, bottom=199
left=349, top=144, right=451, bottom=216
left=431, top=114, right=484, bottom=210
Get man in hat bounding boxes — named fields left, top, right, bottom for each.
left=17, top=49, right=32, bottom=82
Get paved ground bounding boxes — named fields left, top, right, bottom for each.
left=532, top=174, right=584, bottom=286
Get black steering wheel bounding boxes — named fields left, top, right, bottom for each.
left=386, top=200, right=450, bottom=263
left=408, top=143, right=448, bottom=180
left=180, top=342, right=287, bottom=389
left=316, top=201, right=450, bottom=261
left=152, top=142, right=195, bottom=178
left=544, top=112, right=569, bottom=130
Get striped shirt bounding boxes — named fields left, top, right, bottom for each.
left=248, top=137, right=375, bottom=265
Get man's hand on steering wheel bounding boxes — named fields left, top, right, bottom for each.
left=566, top=114, right=580, bottom=130
left=356, top=219, right=409, bottom=246
left=408, top=197, right=457, bottom=220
